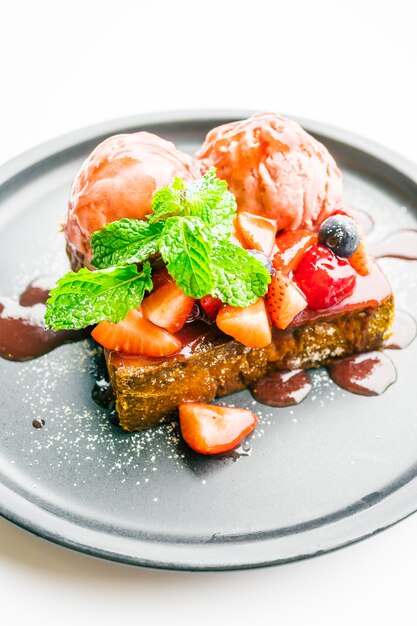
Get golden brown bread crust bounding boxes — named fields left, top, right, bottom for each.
left=105, top=295, right=394, bottom=431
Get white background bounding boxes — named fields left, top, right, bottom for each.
left=0, top=1, right=416, bottom=624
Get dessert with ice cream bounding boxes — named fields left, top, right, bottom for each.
left=44, top=113, right=395, bottom=454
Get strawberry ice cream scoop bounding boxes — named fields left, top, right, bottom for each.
left=66, top=132, right=198, bottom=269
left=196, top=113, right=343, bottom=231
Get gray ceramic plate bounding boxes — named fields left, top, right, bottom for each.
left=0, top=111, right=416, bottom=571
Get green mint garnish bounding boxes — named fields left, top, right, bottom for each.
left=159, top=215, right=214, bottom=299
left=91, top=219, right=163, bottom=269
left=210, top=241, right=271, bottom=308
left=45, top=263, right=152, bottom=330
left=45, top=169, right=271, bottom=330
left=148, top=169, right=236, bottom=238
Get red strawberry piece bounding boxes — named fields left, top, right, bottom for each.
left=200, top=295, right=222, bottom=319
left=236, top=212, right=278, bottom=256
left=293, top=244, right=357, bottom=310
left=142, top=282, right=195, bottom=333
left=266, top=271, right=307, bottom=329
left=179, top=402, right=258, bottom=455
left=273, top=229, right=317, bottom=274
left=91, top=308, right=182, bottom=357
left=216, top=298, right=272, bottom=348
left=348, top=239, right=372, bottom=276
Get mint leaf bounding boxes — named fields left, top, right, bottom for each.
left=160, top=216, right=213, bottom=298
left=185, top=169, right=237, bottom=238
left=45, top=262, right=152, bottom=330
left=147, top=170, right=236, bottom=238
left=91, top=219, right=163, bottom=269
left=211, top=242, right=271, bottom=307
left=148, top=176, right=185, bottom=224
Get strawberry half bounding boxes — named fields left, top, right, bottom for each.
left=273, top=229, right=317, bottom=274
left=266, top=271, right=307, bottom=329
left=179, top=402, right=258, bottom=455
left=200, top=295, right=222, bottom=319
left=236, top=212, right=278, bottom=256
left=91, top=308, right=182, bottom=357
left=348, top=239, right=372, bottom=276
left=142, top=282, right=195, bottom=333
left=216, top=298, right=272, bottom=348
left=293, top=244, right=357, bottom=310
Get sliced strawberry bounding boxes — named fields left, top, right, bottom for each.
left=91, top=308, right=181, bottom=357
left=293, top=244, right=357, bottom=310
left=216, top=298, right=272, bottom=348
left=348, top=239, right=372, bottom=276
left=179, top=402, right=258, bottom=455
left=151, top=267, right=172, bottom=291
left=236, top=212, right=277, bottom=256
left=200, top=295, right=222, bottom=319
left=142, top=282, right=195, bottom=333
left=273, top=229, right=317, bottom=274
left=266, top=271, right=307, bottom=329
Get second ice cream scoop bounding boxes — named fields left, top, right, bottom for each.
left=196, top=112, right=343, bottom=231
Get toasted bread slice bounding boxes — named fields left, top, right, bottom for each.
left=106, top=293, right=394, bottom=431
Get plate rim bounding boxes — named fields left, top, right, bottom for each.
left=1, top=109, right=417, bottom=571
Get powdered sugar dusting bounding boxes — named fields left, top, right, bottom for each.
left=5, top=341, right=188, bottom=486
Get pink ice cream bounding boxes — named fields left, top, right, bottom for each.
left=66, top=132, right=199, bottom=269
left=196, top=112, right=343, bottom=231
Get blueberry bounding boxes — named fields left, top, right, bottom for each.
left=248, top=249, right=274, bottom=274
left=318, top=215, right=360, bottom=258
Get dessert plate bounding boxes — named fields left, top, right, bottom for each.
left=0, top=111, right=416, bottom=571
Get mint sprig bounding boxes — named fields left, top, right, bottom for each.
left=45, top=263, right=152, bottom=330
left=148, top=169, right=236, bottom=238
left=91, top=219, right=163, bottom=269
left=160, top=216, right=214, bottom=299
left=45, top=170, right=271, bottom=331
left=211, top=241, right=271, bottom=308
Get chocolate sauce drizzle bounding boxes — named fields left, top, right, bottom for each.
left=0, top=277, right=86, bottom=361
left=91, top=378, right=115, bottom=410
left=369, top=229, right=417, bottom=261
left=327, top=352, right=397, bottom=396
left=251, top=370, right=312, bottom=407
left=349, top=207, right=374, bottom=235
left=384, top=310, right=417, bottom=350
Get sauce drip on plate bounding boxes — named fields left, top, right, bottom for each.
left=250, top=369, right=312, bottom=407
left=384, top=310, right=417, bottom=350
left=327, top=351, right=397, bottom=396
left=0, top=277, right=87, bottom=361
left=369, top=229, right=417, bottom=261
left=348, top=207, right=374, bottom=235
